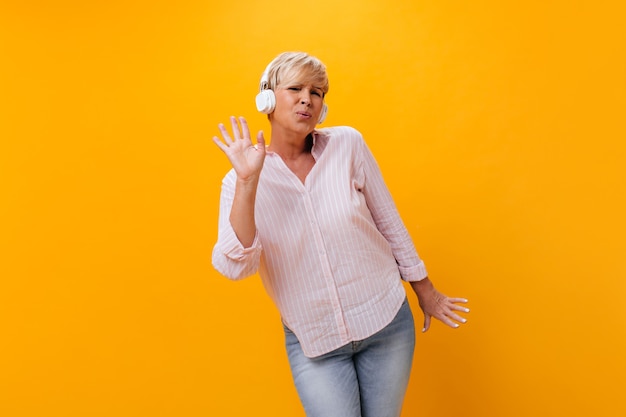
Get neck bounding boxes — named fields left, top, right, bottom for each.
left=268, top=132, right=314, bottom=160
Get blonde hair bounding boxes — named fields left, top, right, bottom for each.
left=264, top=52, right=329, bottom=96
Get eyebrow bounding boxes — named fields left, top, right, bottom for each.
left=286, top=82, right=323, bottom=91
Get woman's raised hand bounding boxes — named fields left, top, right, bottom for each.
left=212, top=116, right=266, bottom=181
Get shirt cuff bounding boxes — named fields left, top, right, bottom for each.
left=399, top=260, right=428, bottom=282
left=220, top=226, right=262, bottom=261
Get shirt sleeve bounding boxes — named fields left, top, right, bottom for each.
left=211, top=170, right=263, bottom=280
left=356, top=132, right=428, bottom=282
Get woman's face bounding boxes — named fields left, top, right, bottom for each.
left=270, top=68, right=326, bottom=137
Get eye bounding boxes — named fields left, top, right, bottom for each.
left=311, top=90, right=321, bottom=97
left=288, top=87, right=301, bottom=91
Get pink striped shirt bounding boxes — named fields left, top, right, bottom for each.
left=212, top=126, right=428, bottom=357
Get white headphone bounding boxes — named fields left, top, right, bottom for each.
left=255, top=61, right=328, bottom=124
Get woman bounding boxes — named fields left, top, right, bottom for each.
left=212, top=51, right=469, bottom=417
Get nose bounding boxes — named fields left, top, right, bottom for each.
left=300, top=91, right=311, bottom=105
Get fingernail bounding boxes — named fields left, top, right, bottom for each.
left=461, top=318, right=467, bottom=323
left=421, top=328, right=426, bottom=332
left=454, top=323, right=460, bottom=328
left=465, top=308, right=470, bottom=313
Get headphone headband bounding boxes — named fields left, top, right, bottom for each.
left=258, top=60, right=275, bottom=92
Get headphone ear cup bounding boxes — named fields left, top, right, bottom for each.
left=317, top=103, right=328, bottom=124
left=255, top=90, right=276, bottom=114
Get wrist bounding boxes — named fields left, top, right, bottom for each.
left=236, top=175, right=260, bottom=189
left=410, top=277, right=433, bottom=296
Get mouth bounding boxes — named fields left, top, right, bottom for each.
left=296, top=111, right=312, bottom=119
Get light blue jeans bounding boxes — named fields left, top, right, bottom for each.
left=284, top=298, right=415, bottom=417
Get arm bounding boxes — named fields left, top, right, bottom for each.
left=212, top=116, right=266, bottom=247
left=357, top=133, right=469, bottom=331
left=229, top=176, right=260, bottom=247
left=357, top=133, right=426, bottom=281
left=211, top=116, right=266, bottom=279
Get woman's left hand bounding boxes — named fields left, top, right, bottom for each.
left=410, top=278, right=469, bottom=332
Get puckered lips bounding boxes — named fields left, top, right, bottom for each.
left=296, top=110, right=312, bottom=120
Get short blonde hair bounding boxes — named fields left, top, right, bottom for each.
left=264, top=52, right=329, bottom=96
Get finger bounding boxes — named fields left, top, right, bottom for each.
left=449, top=303, right=471, bottom=314
left=439, top=315, right=461, bottom=329
left=445, top=309, right=468, bottom=325
left=422, top=314, right=431, bottom=333
left=448, top=297, right=469, bottom=304
left=212, top=135, right=228, bottom=152
left=218, top=123, right=233, bottom=144
left=239, top=116, right=251, bottom=139
left=230, top=116, right=241, bottom=140
left=256, top=130, right=266, bottom=150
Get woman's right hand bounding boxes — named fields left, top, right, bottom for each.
left=212, top=116, right=266, bottom=181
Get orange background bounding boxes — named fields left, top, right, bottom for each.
left=1, top=1, right=625, bottom=416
